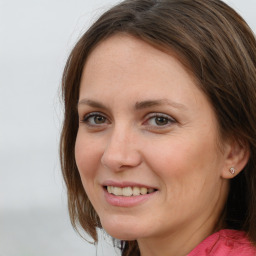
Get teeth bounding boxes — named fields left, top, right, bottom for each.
left=140, top=187, right=147, bottom=195
left=106, top=186, right=155, bottom=196
left=148, top=188, right=154, bottom=193
left=107, top=186, right=112, bottom=193
left=133, top=187, right=140, bottom=196
left=122, top=187, right=133, bottom=196
left=113, top=186, right=123, bottom=196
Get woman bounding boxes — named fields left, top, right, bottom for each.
left=60, top=0, right=256, bottom=255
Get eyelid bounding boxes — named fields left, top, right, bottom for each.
left=82, top=111, right=106, bottom=118
left=80, top=111, right=110, bottom=126
left=146, top=112, right=175, bottom=120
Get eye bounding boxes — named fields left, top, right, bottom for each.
left=144, top=113, right=176, bottom=127
left=90, top=115, right=106, bottom=124
left=81, top=112, right=109, bottom=126
left=153, top=116, right=169, bottom=126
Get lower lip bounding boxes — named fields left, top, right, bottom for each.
left=103, top=189, right=157, bottom=207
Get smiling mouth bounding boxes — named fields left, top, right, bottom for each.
left=104, top=186, right=157, bottom=196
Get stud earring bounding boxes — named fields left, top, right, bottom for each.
left=229, top=167, right=236, bottom=175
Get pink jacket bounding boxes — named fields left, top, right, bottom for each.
left=188, top=229, right=256, bottom=256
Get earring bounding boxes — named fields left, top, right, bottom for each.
left=229, top=167, right=236, bottom=175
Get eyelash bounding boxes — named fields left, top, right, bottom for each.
left=80, top=112, right=176, bottom=129
left=81, top=112, right=109, bottom=127
left=143, top=113, right=176, bottom=128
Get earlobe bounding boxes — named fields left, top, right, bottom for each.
left=221, top=140, right=250, bottom=179
left=229, top=167, right=236, bottom=175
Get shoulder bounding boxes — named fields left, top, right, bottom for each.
left=188, top=229, right=256, bottom=256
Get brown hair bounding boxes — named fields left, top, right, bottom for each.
left=60, top=0, right=256, bottom=255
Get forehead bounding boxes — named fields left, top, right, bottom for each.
left=80, top=34, right=199, bottom=99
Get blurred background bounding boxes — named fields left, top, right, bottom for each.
left=0, top=0, right=255, bottom=255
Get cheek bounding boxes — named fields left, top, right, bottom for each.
left=145, top=138, right=210, bottom=175
left=75, top=133, right=101, bottom=180
left=74, top=133, right=104, bottom=208
left=144, top=135, right=221, bottom=194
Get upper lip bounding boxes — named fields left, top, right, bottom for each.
left=102, top=180, right=158, bottom=189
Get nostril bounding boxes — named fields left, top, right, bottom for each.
left=100, top=139, right=142, bottom=171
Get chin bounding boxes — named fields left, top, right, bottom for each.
left=106, top=230, right=138, bottom=241
left=100, top=215, right=142, bottom=241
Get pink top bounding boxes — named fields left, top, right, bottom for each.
left=188, top=229, right=256, bottom=256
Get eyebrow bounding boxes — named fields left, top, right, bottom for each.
left=78, top=98, right=187, bottom=111
left=77, top=99, right=107, bottom=110
left=134, top=99, right=187, bottom=111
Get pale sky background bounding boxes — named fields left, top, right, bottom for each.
left=0, top=0, right=255, bottom=255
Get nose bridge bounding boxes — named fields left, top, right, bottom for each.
left=101, top=122, right=141, bottom=171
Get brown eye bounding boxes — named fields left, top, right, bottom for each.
left=155, top=116, right=169, bottom=126
left=94, top=115, right=106, bottom=124
left=144, top=113, right=176, bottom=128
left=82, top=112, right=109, bottom=126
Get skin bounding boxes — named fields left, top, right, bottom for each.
left=75, top=34, right=246, bottom=256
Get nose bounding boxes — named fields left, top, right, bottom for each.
left=101, top=126, right=142, bottom=171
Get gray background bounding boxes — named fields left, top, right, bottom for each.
left=0, top=0, right=255, bottom=255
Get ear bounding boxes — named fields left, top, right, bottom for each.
left=221, top=139, right=250, bottom=179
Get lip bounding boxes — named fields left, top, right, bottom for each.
left=103, top=189, right=157, bottom=207
left=102, top=180, right=158, bottom=207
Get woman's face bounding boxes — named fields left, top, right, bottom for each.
left=75, top=35, right=230, bottom=241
